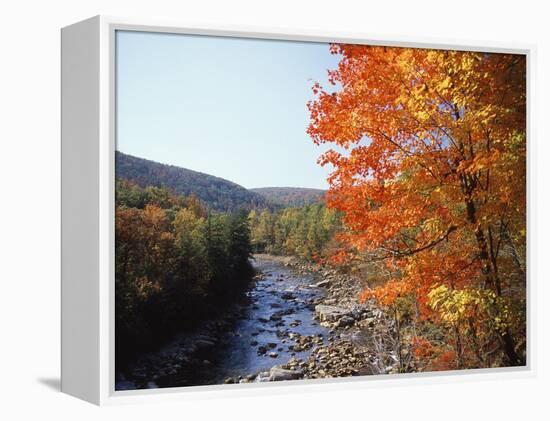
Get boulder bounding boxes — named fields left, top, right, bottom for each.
left=269, top=313, right=282, bottom=321
left=193, top=339, right=215, bottom=349
left=269, top=366, right=303, bottom=381
left=315, top=305, right=350, bottom=322
left=336, top=315, right=355, bottom=328
left=310, top=279, right=331, bottom=288
left=256, top=371, right=271, bottom=382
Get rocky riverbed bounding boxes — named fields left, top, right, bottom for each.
left=248, top=255, right=400, bottom=383
left=116, top=254, right=399, bottom=390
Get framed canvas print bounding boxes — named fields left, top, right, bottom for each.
left=61, top=16, right=532, bottom=405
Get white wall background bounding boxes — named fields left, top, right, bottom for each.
left=0, top=0, right=547, bottom=419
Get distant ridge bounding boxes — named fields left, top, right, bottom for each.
left=115, top=151, right=270, bottom=212
left=250, top=187, right=326, bottom=207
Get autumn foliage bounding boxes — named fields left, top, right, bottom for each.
left=115, top=180, right=254, bottom=363
left=308, top=45, right=526, bottom=369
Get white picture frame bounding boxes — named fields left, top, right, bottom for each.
left=61, top=15, right=535, bottom=405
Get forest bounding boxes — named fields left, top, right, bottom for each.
left=116, top=45, right=526, bottom=388
left=116, top=151, right=271, bottom=212
left=249, top=187, right=326, bottom=207
left=115, top=177, right=338, bottom=363
left=115, top=179, right=254, bottom=363
left=248, top=204, right=340, bottom=260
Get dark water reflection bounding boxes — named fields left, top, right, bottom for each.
left=116, top=255, right=329, bottom=389
left=208, top=256, right=329, bottom=383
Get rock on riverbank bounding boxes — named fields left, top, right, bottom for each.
left=251, top=254, right=399, bottom=382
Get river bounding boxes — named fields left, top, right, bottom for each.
left=116, top=255, right=330, bottom=389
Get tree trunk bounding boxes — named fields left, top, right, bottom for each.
left=465, top=198, right=524, bottom=366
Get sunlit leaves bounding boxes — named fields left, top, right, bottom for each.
left=308, top=44, right=526, bottom=368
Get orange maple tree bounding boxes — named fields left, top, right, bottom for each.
left=308, top=45, right=526, bottom=368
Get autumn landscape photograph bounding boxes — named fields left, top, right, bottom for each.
left=114, top=31, right=527, bottom=390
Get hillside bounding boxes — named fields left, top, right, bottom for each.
left=115, top=151, right=270, bottom=212
left=250, top=187, right=326, bottom=207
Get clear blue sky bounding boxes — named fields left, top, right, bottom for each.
left=116, top=30, right=340, bottom=189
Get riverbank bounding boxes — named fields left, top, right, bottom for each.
left=116, top=254, right=399, bottom=390
left=117, top=254, right=329, bottom=389
left=246, top=254, right=399, bottom=382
